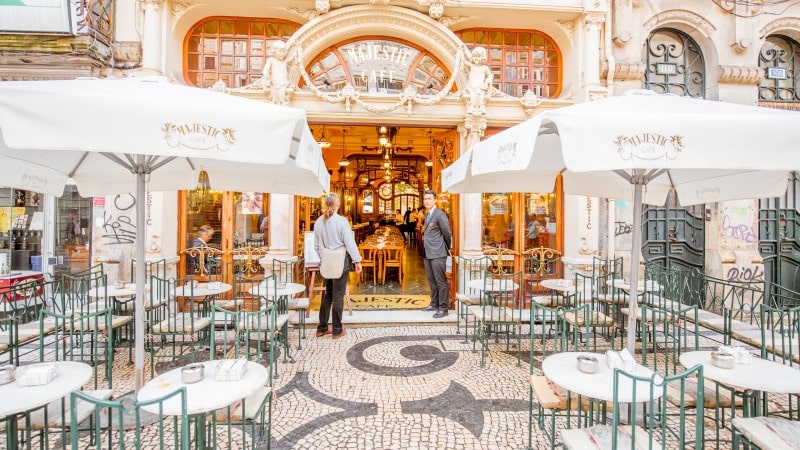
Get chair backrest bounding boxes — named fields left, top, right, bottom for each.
left=483, top=246, right=519, bottom=274
left=592, top=256, right=623, bottom=279
left=0, top=276, right=53, bottom=325
left=483, top=271, right=524, bottom=318
left=182, top=245, right=224, bottom=277
left=611, top=364, right=704, bottom=450
left=39, top=307, right=113, bottom=389
left=0, top=316, right=18, bottom=365
left=71, top=387, right=189, bottom=450
left=149, top=276, right=205, bottom=332
left=249, top=274, right=284, bottom=313
left=131, top=258, right=168, bottom=282
left=210, top=305, right=243, bottom=359
left=523, top=247, right=562, bottom=277
left=760, top=303, right=800, bottom=367
left=359, top=245, right=378, bottom=265
left=61, top=271, right=108, bottom=314
left=384, top=245, right=403, bottom=264
left=230, top=246, right=269, bottom=278
left=529, top=302, right=590, bottom=373
left=237, top=304, right=279, bottom=386
left=456, top=256, right=492, bottom=297
left=639, top=304, right=700, bottom=376
left=272, top=257, right=306, bottom=285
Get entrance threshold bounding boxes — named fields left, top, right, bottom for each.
left=296, top=310, right=457, bottom=328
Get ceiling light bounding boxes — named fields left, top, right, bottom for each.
left=318, top=125, right=331, bottom=148
left=337, top=129, right=350, bottom=167
left=383, top=161, right=390, bottom=168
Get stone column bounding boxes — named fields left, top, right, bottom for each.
left=458, top=117, right=487, bottom=258
left=260, top=194, right=297, bottom=274
left=583, top=12, right=605, bottom=88
left=139, top=0, right=163, bottom=74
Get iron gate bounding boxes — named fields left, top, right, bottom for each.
left=759, top=172, right=800, bottom=292
left=642, top=192, right=705, bottom=274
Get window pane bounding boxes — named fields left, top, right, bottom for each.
left=235, top=20, right=249, bottom=36
left=219, top=20, right=233, bottom=36
left=220, top=40, right=233, bottom=55
left=204, top=20, right=218, bottom=34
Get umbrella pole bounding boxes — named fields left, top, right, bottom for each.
left=625, top=182, right=644, bottom=354
left=135, top=157, right=146, bottom=392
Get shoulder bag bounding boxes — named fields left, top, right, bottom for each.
left=318, top=219, right=347, bottom=279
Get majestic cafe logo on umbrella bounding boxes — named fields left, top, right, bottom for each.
left=162, top=123, right=237, bottom=152
left=615, top=133, right=683, bottom=161
left=497, top=141, right=518, bottom=166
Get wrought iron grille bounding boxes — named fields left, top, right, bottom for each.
left=76, top=0, right=114, bottom=44
left=759, top=172, right=800, bottom=292
left=759, top=35, right=800, bottom=102
left=643, top=28, right=705, bottom=98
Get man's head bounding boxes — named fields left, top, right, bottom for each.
left=199, top=225, right=214, bottom=243
left=423, top=189, right=437, bottom=211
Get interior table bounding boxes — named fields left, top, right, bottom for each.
left=138, top=359, right=268, bottom=449
left=0, top=361, right=91, bottom=448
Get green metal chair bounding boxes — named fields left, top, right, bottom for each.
left=760, top=303, right=800, bottom=420
left=455, top=256, right=491, bottom=342
left=70, top=387, right=189, bottom=449
left=0, top=316, right=18, bottom=365
left=148, top=276, right=211, bottom=377
left=209, top=305, right=276, bottom=449
left=560, top=364, right=705, bottom=450
left=567, top=273, right=614, bottom=350
left=528, top=301, right=594, bottom=450
left=272, top=257, right=309, bottom=348
left=470, top=270, right=525, bottom=367
left=249, top=274, right=293, bottom=364
left=15, top=308, right=115, bottom=449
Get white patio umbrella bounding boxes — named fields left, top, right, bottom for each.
left=0, top=77, right=330, bottom=389
left=444, top=91, right=800, bottom=353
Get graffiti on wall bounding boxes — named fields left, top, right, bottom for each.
left=718, top=202, right=758, bottom=249
left=725, top=265, right=764, bottom=283
left=101, top=194, right=137, bottom=245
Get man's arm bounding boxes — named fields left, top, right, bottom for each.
left=438, top=211, right=452, bottom=250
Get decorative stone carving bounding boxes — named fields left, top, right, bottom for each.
left=286, top=8, right=322, bottom=21
left=171, top=2, right=190, bottom=26
left=644, top=10, right=716, bottom=38
left=612, top=60, right=646, bottom=80
left=370, top=0, right=390, bottom=3
left=556, top=20, right=575, bottom=39
left=261, top=41, right=294, bottom=105
left=520, top=90, right=542, bottom=118
left=316, top=0, right=330, bottom=14
left=428, top=0, right=445, bottom=19
left=111, top=42, right=142, bottom=69
left=439, top=15, right=470, bottom=28
left=210, top=80, right=231, bottom=94
left=461, top=46, right=493, bottom=116
left=139, top=0, right=163, bottom=12
left=458, top=117, right=487, bottom=140
left=760, top=17, right=800, bottom=39
left=718, top=65, right=763, bottom=85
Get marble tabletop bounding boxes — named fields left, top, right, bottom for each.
left=542, top=352, right=663, bottom=403
left=0, top=361, right=92, bottom=417
left=561, top=256, right=596, bottom=266
left=679, top=351, right=800, bottom=394
left=87, top=284, right=150, bottom=299
left=249, top=282, right=306, bottom=298
left=467, top=278, right=519, bottom=293
left=138, top=360, right=268, bottom=416
left=540, top=278, right=589, bottom=295
left=608, top=279, right=662, bottom=294
left=178, top=283, right=232, bottom=299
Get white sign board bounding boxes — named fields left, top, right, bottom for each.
left=304, top=231, right=320, bottom=265
left=0, top=0, right=73, bottom=34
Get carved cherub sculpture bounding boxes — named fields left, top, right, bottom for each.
left=261, top=40, right=295, bottom=105
left=462, top=46, right=493, bottom=116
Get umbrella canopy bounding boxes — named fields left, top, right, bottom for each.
left=0, top=77, right=330, bottom=389
left=444, top=91, right=800, bottom=352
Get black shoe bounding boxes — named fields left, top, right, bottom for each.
left=421, top=305, right=437, bottom=311
left=433, top=310, right=448, bottom=319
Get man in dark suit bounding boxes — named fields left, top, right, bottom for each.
left=421, top=189, right=452, bottom=318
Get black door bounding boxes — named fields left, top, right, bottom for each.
left=759, top=172, right=800, bottom=293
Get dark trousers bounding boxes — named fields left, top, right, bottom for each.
left=424, top=256, right=449, bottom=311
left=318, top=269, right=348, bottom=334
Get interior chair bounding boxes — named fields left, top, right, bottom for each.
left=469, top=270, right=525, bottom=368
left=70, top=387, right=189, bottom=450
left=147, top=276, right=211, bottom=377
left=381, top=244, right=404, bottom=284
left=358, top=244, right=380, bottom=285
left=560, top=364, right=705, bottom=450
left=272, top=258, right=309, bottom=349
left=528, top=301, right=593, bottom=450
left=455, top=256, right=492, bottom=342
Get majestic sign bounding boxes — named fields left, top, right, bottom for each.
left=162, top=123, right=236, bottom=152
left=614, top=133, right=683, bottom=161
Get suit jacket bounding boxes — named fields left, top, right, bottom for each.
left=423, top=207, right=452, bottom=259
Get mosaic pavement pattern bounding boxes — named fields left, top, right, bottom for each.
left=5, top=321, right=790, bottom=449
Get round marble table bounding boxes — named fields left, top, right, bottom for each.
left=249, top=282, right=306, bottom=299
left=679, top=351, right=800, bottom=394
left=0, top=361, right=92, bottom=448
left=139, top=359, right=268, bottom=449
left=540, top=278, right=591, bottom=296
left=542, top=352, right=663, bottom=403
left=178, top=283, right=232, bottom=299
left=608, top=279, right=662, bottom=294
left=467, top=278, right=519, bottom=293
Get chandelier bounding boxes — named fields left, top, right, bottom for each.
left=187, top=169, right=211, bottom=213
left=318, top=125, right=331, bottom=149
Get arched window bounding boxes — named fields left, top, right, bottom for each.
left=303, top=39, right=450, bottom=95
left=759, top=35, right=800, bottom=102
left=456, top=29, right=562, bottom=98
left=643, top=28, right=705, bottom=98
left=184, top=17, right=299, bottom=88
